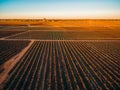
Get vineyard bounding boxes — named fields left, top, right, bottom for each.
left=0, top=40, right=30, bottom=65
left=3, top=41, right=120, bottom=90
left=8, top=30, right=120, bottom=40
left=0, top=23, right=120, bottom=90
left=0, top=31, right=25, bottom=38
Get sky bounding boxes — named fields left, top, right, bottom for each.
left=0, top=0, right=120, bottom=19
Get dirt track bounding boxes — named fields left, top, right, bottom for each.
left=0, top=40, right=34, bottom=87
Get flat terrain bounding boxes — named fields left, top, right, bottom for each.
left=0, top=20, right=120, bottom=90
left=7, top=29, right=120, bottom=40
left=1, top=19, right=120, bottom=40
left=3, top=41, right=120, bottom=90
left=0, top=40, right=30, bottom=65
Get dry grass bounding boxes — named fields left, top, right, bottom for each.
left=48, top=20, right=120, bottom=27
left=0, top=19, right=120, bottom=27
left=0, top=19, right=120, bottom=39
left=0, top=20, right=48, bottom=26
left=1, top=19, right=120, bottom=31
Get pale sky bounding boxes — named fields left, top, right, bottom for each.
left=0, top=0, right=120, bottom=19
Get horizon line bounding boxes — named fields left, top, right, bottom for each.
left=0, top=18, right=120, bottom=20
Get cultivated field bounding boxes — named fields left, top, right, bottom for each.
left=0, top=40, right=30, bottom=69
left=0, top=20, right=120, bottom=90
left=0, top=31, right=26, bottom=38
left=2, top=41, right=120, bottom=90
left=8, top=30, right=120, bottom=40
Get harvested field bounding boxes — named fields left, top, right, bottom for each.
left=2, top=41, right=120, bottom=90
left=48, top=20, right=120, bottom=27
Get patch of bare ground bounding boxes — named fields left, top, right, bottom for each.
left=0, top=40, right=34, bottom=89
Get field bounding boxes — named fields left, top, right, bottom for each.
left=0, top=40, right=30, bottom=75
left=0, top=20, right=120, bottom=90
left=0, top=40, right=30, bottom=65
left=0, top=31, right=26, bottom=38
left=2, top=41, right=120, bottom=90
left=8, top=30, right=120, bottom=40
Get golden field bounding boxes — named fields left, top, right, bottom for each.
left=0, top=19, right=120, bottom=39
left=0, top=19, right=120, bottom=27
left=0, top=19, right=120, bottom=90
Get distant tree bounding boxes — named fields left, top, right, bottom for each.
left=43, top=18, right=47, bottom=22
